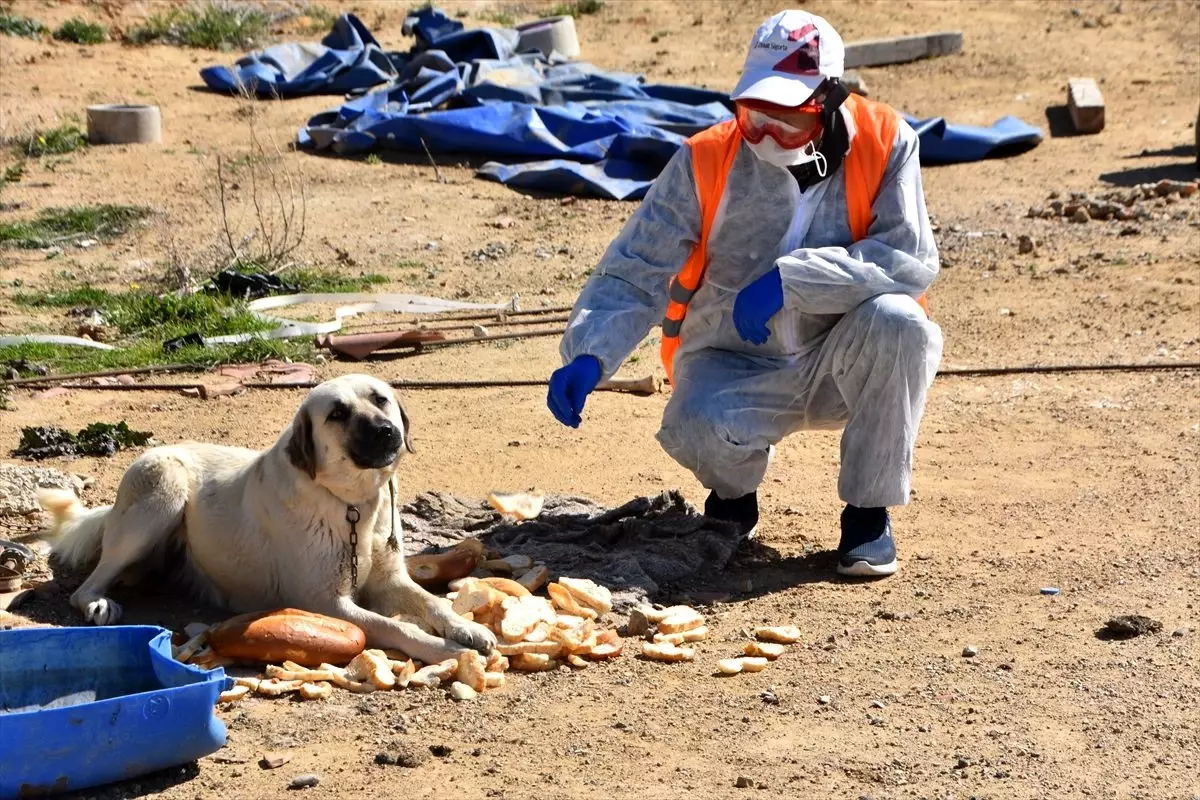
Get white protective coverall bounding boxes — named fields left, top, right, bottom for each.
left=559, top=110, right=943, bottom=508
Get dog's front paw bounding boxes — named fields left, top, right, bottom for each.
left=443, top=617, right=497, bottom=655
left=84, top=597, right=123, bottom=626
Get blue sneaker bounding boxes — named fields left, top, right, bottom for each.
left=837, top=505, right=897, bottom=577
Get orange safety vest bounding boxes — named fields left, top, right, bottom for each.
left=659, top=94, right=930, bottom=384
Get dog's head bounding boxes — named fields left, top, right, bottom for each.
left=285, top=375, right=414, bottom=487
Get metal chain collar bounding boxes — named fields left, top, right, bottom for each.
left=344, top=481, right=400, bottom=591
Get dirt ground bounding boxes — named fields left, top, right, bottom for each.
left=2, top=0, right=1199, bottom=798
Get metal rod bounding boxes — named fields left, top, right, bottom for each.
left=0, top=363, right=198, bottom=388
left=937, top=361, right=1200, bottom=377
left=342, top=314, right=571, bottom=335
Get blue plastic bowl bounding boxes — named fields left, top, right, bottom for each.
left=0, top=625, right=231, bottom=799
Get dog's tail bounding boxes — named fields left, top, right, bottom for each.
left=38, top=489, right=110, bottom=569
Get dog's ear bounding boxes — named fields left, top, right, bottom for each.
left=286, top=409, right=317, bottom=478
left=397, top=399, right=416, bottom=454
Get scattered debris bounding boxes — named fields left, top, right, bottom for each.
left=1026, top=180, right=1198, bottom=222
left=1099, top=615, right=1162, bottom=640
left=1067, top=77, right=1105, bottom=134
left=208, top=269, right=300, bottom=300
left=12, top=422, right=153, bottom=460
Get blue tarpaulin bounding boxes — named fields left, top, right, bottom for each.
left=904, top=114, right=1044, bottom=164
left=203, top=8, right=1044, bottom=199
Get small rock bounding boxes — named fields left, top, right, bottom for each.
left=1172, top=628, right=1186, bottom=638
left=429, top=744, right=454, bottom=758
left=870, top=700, right=885, bottom=709
left=626, top=607, right=651, bottom=638
left=962, top=645, right=979, bottom=658
left=918, top=724, right=930, bottom=733
left=735, top=776, right=754, bottom=789
left=288, top=774, right=319, bottom=790
left=1071, top=207, right=1091, bottom=224
left=471, top=324, right=489, bottom=338
left=1017, top=234, right=1036, bottom=255
left=488, top=216, right=516, bottom=229
left=998, top=308, right=1014, bottom=317
left=259, top=752, right=291, bottom=770
left=818, top=695, right=833, bottom=706
left=448, top=681, right=477, bottom=701
left=1040, top=587, right=1061, bottom=595
left=424, top=241, right=440, bottom=251
left=1101, top=615, right=1162, bottom=639
left=374, top=752, right=396, bottom=766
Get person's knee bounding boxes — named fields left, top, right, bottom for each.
left=861, top=294, right=938, bottom=355
left=657, top=389, right=731, bottom=459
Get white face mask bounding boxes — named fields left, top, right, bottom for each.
left=746, top=136, right=827, bottom=175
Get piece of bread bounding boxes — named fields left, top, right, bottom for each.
left=206, top=608, right=366, bottom=667
left=556, top=577, right=613, bottom=615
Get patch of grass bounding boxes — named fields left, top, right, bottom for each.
left=286, top=268, right=389, bottom=293
left=4, top=286, right=316, bottom=373
left=128, top=3, right=270, bottom=50
left=365, top=153, right=382, bottom=166
left=13, top=286, right=113, bottom=308
left=549, top=0, right=604, bottom=17
left=0, top=162, right=24, bottom=194
left=0, top=205, right=152, bottom=249
left=53, top=18, right=108, bottom=44
left=0, top=336, right=314, bottom=375
left=479, top=10, right=517, bottom=26
left=0, top=12, right=47, bottom=38
left=16, top=123, right=86, bottom=157
left=297, top=3, right=337, bottom=34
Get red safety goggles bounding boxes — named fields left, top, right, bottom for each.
left=735, top=98, right=823, bottom=150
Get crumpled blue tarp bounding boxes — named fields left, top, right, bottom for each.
left=293, top=7, right=734, bottom=199
left=905, top=114, right=1044, bottom=165
left=205, top=8, right=1044, bottom=198
left=200, top=14, right=400, bottom=97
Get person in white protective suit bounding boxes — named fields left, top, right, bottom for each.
left=546, top=10, right=943, bottom=577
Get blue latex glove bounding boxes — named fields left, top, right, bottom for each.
left=547, top=355, right=603, bottom=428
left=733, top=266, right=784, bottom=345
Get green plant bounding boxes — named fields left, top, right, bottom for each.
left=128, top=3, right=270, bottom=50
left=297, top=3, right=337, bottom=34
left=53, top=17, right=108, bottom=44
left=0, top=161, right=24, bottom=194
left=0, top=12, right=47, bottom=38
left=365, top=153, right=383, bottom=166
left=0, top=205, right=152, bottom=249
left=549, top=0, right=604, bottom=17
left=4, top=285, right=317, bottom=373
left=16, top=123, right=87, bottom=157
left=285, top=268, right=388, bottom=293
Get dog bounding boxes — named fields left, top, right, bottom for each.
left=38, top=374, right=497, bottom=664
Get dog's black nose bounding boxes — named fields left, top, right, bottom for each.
left=370, top=420, right=399, bottom=443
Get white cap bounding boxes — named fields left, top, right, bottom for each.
left=730, top=10, right=845, bottom=107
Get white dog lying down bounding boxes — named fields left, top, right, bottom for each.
left=39, top=374, right=496, bottom=664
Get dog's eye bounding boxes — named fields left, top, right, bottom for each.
left=327, top=402, right=350, bottom=423
left=371, top=393, right=389, bottom=409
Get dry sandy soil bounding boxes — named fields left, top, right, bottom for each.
left=1, top=1, right=1199, bottom=798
